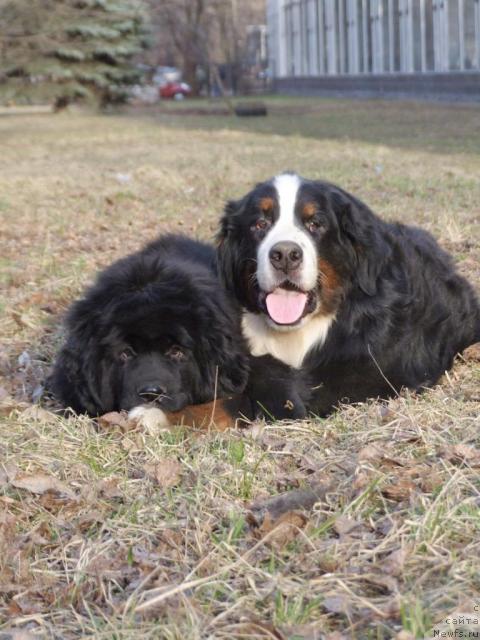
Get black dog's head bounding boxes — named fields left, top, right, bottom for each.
left=50, top=235, right=248, bottom=416
left=217, top=173, right=391, bottom=331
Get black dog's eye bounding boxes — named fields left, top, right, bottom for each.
left=251, top=218, right=272, bottom=232
left=305, top=219, right=326, bottom=233
left=166, top=345, right=186, bottom=362
left=119, top=347, right=136, bottom=362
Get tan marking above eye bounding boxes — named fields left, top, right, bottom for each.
left=259, top=197, right=274, bottom=214
left=302, top=202, right=317, bottom=219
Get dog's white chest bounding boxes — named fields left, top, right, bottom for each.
left=241, top=312, right=334, bottom=369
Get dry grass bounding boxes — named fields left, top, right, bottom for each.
left=0, top=98, right=479, bottom=639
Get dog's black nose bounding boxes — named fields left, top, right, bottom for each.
left=138, top=385, right=166, bottom=400
left=269, top=241, right=303, bottom=272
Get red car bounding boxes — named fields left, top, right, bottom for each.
left=159, top=81, right=192, bottom=100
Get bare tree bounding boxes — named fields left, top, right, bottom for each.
left=148, top=0, right=265, bottom=95
left=149, top=0, right=211, bottom=93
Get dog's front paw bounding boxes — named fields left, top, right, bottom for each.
left=128, top=405, right=171, bottom=434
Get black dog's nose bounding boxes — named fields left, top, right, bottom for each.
left=138, top=385, right=166, bottom=400
left=269, top=241, right=303, bottom=273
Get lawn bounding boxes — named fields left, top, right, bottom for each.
left=0, top=97, right=479, bottom=639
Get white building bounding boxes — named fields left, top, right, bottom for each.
left=267, top=1, right=480, bottom=97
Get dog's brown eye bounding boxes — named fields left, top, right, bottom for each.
left=166, top=345, right=186, bottom=361
left=253, top=218, right=270, bottom=231
left=306, top=219, right=324, bottom=233
left=120, top=347, right=136, bottom=362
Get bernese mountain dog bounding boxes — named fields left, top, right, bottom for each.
left=213, top=172, right=480, bottom=420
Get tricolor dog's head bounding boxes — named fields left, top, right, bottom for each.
left=217, top=173, right=390, bottom=333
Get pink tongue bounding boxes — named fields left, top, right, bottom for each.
left=266, top=289, right=307, bottom=325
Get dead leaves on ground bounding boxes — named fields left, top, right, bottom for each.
left=355, top=440, right=445, bottom=502
left=250, top=509, right=308, bottom=549
left=0, top=403, right=477, bottom=635
left=97, top=410, right=131, bottom=432
left=143, top=458, right=183, bottom=490
left=462, top=341, right=480, bottom=362
left=10, top=472, right=75, bottom=498
left=439, top=443, right=480, bottom=467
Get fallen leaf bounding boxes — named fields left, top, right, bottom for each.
left=462, top=342, right=480, bottom=362
left=144, top=459, right=182, bottom=490
left=19, top=405, right=58, bottom=425
left=439, top=444, right=480, bottom=467
left=357, top=443, right=387, bottom=462
left=98, top=411, right=129, bottom=431
left=352, top=469, right=374, bottom=491
left=420, top=471, right=444, bottom=493
left=381, top=477, right=416, bottom=501
left=382, top=547, right=408, bottom=577
left=25, top=531, right=50, bottom=546
left=256, top=510, right=308, bottom=548
left=0, top=628, right=40, bottom=640
left=0, top=395, right=22, bottom=415
left=323, top=595, right=352, bottom=616
left=11, top=472, right=74, bottom=497
left=98, top=477, right=124, bottom=499
left=333, top=515, right=361, bottom=537
left=0, top=511, right=17, bottom=544
left=363, top=572, right=398, bottom=593
left=39, top=491, right=80, bottom=512
left=77, top=509, right=108, bottom=532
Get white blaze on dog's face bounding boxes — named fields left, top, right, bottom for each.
left=256, top=174, right=319, bottom=329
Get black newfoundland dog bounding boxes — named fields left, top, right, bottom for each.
left=211, top=173, right=480, bottom=421
left=49, top=235, right=248, bottom=417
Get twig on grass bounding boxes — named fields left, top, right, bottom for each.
left=246, top=482, right=330, bottom=528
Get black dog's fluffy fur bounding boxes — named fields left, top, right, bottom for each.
left=218, top=177, right=480, bottom=419
left=49, top=235, right=248, bottom=416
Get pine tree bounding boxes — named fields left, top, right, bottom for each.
left=0, top=0, right=151, bottom=107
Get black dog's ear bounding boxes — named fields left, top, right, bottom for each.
left=333, top=191, right=391, bottom=296
left=217, top=198, right=243, bottom=244
left=49, top=295, right=120, bottom=416
left=216, top=197, right=249, bottom=303
left=48, top=336, right=117, bottom=416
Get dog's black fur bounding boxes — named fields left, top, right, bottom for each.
left=218, top=177, right=480, bottom=418
left=49, top=235, right=248, bottom=416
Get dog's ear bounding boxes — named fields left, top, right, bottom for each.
left=49, top=337, right=117, bottom=416
left=217, top=198, right=241, bottom=245
left=50, top=296, right=120, bottom=415
left=332, top=190, right=391, bottom=296
left=216, top=198, right=249, bottom=301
